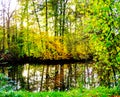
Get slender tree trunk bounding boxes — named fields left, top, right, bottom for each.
left=2, top=7, right=5, bottom=51
left=67, top=64, right=72, bottom=89
left=6, top=1, right=15, bottom=50
left=19, top=65, right=26, bottom=89
left=83, top=65, right=86, bottom=87
left=26, top=0, right=30, bottom=56
left=27, top=64, right=30, bottom=90
left=40, top=65, right=45, bottom=91
left=46, top=65, right=49, bottom=91
left=54, top=65, right=59, bottom=90
left=33, top=64, right=36, bottom=88
left=2, top=67, right=5, bottom=74
left=54, top=0, right=58, bottom=36
left=62, top=0, right=67, bottom=36
left=13, top=12, right=18, bottom=43
left=8, top=66, right=12, bottom=78
left=91, top=68, right=95, bottom=87
left=16, top=65, right=19, bottom=90
left=19, top=21, right=24, bottom=55
left=53, top=1, right=59, bottom=90
left=45, top=0, right=49, bottom=91
left=86, top=64, right=90, bottom=88
left=69, top=65, right=72, bottom=88
left=59, top=0, right=62, bottom=36
left=67, top=65, right=70, bottom=89
left=107, top=69, right=111, bottom=88
left=111, top=65, right=117, bottom=86
left=45, top=0, right=48, bottom=33
left=32, top=1, right=41, bottom=33
left=74, top=63, right=77, bottom=87
left=12, top=66, right=16, bottom=80
left=99, top=65, right=104, bottom=86
left=60, top=64, right=65, bottom=91
left=7, top=19, right=10, bottom=49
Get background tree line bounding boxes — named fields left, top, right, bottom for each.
left=0, top=0, right=120, bottom=88
left=0, top=0, right=91, bottom=60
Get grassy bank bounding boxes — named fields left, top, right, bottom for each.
left=0, top=87, right=120, bottom=97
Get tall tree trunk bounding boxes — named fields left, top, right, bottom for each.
left=74, top=63, right=77, bottom=87
left=40, top=65, right=45, bottom=91
left=70, top=65, right=72, bottom=88
left=7, top=19, right=10, bottom=49
left=67, top=64, right=72, bottom=89
left=83, top=65, right=86, bottom=87
left=33, top=64, right=36, bottom=89
left=111, top=65, right=117, bottom=86
left=27, top=64, right=30, bottom=90
left=32, top=1, right=41, bottom=33
left=107, top=69, right=111, bottom=88
left=91, top=67, right=95, bottom=87
left=6, top=0, right=15, bottom=50
left=16, top=65, right=19, bottom=90
left=2, top=7, right=5, bottom=51
left=54, top=65, right=59, bottom=90
left=26, top=0, right=30, bottom=56
left=54, top=0, right=58, bottom=36
left=8, top=66, right=12, bottom=79
left=99, top=65, right=104, bottom=86
left=13, top=12, right=18, bottom=43
left=46, top=65, right=49, bottom=91
left=62, top=0, right=67, bottom=36
left=60, top=64, right=65, bottom=91
left=45, top=0, right=48, bottom=33
left=59, top=0, right=62, bottom=36
left=86, top=64, right=90, bottom=88
left=45, top=0, right=49, bottom=91
left=19, top=65, right=26, bottom=89
left=1, top=67, right=5, bottom=74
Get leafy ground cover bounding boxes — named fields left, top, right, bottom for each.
left=0, top=87, right=120, bottom=97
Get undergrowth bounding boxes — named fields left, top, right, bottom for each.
left=0, top=86, right=120, bottom=97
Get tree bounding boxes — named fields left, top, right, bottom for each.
left=1, top=0, right=5, bottom=51
left=84, top=0, right=120, bottom=87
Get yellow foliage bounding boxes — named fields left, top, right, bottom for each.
left=32, top=35, right=67, bottom=59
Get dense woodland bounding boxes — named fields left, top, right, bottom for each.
left=0, top=0, right=120, bottom=93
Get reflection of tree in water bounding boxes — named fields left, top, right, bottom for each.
left=0, top=62, right=118, bottom=92
left=0, top=65, right=26, bottom=90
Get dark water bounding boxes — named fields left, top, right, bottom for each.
left=0, top=63, right=98, bottom=92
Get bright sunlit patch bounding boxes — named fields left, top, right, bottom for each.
left=23, top=22, right=27, bottom=27
left=0, top=0, right=18, bottom=12
left=22, top=70, right=28, bottom=77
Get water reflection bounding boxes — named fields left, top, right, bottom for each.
left=0, top=63, right=99, bottom=92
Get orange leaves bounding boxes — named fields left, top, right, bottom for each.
left=43, top=36, right=68, bottom=60
left=26, top=31, right=70, bottom=59
left=18, top=30, right=91, bottom=60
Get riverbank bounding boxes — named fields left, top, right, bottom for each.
left=0, top=52, right=93, bottom=65
left=0, top=86, right=119, bottom=97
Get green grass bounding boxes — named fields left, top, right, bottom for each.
left=0, top=86, right=120, bottom=97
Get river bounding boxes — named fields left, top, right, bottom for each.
left=0, top=62, right=99, bottom=92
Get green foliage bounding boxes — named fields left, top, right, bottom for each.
left=0, top=91, right=22, bottom=97
left=116, top=52, right=120, bottom=63
left=1, top=0, right=120, bottom=93
left=0, top=73, right=8, bottom=86
left=0, top=73, right=15, bottom=92
left=0, top=86, right=120, bottom=97
left=82, top=0, right=120, bottom=87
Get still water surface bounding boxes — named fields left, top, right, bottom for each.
left=0, top=63, right=98, bottom=91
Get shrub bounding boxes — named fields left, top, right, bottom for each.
left=0, top=73, right=16, bottom=92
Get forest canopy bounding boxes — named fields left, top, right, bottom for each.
left=0, top=0, right=120, bottom=62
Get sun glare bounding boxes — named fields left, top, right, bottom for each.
left=0, top=0, right=18, bottom=12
